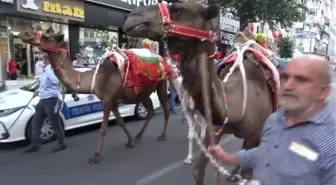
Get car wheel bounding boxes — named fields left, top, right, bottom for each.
left=134, top=102, right=150, bottom=120
left=26, top=117, right=63, bottom=144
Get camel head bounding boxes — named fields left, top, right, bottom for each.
left=20, top=27, right=66, bottom=51
left=123, top=1, right=220, bottom=41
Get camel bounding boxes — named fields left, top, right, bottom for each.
left=20, top=27, right=176, bottom=164
left=123, top=1, right=280, bottom=184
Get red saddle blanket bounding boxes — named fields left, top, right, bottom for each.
left=217, top=48, right=280, bottom=111
left=109, top=49, right=175, bottom=94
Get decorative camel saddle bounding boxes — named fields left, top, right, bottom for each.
left=216, top=42, right=280, bottom=111
left=108, top=48, right=175, bottom=94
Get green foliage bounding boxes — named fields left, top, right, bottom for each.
left=277, top=37, right=295, bottom=58
left=216, top=0, right=308, bottom=30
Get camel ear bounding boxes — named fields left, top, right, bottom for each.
left=204, top=4, right=220, bottom=20
left=54, top=34, right=64, bottom=42
left=46, top=27, right=54, bottom=34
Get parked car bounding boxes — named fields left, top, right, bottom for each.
left=0, top=80, right=161, bottom=143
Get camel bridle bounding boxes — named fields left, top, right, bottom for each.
left=157, top=3, right=216, bottom=41
left=35, top=31, right=81, bottom=96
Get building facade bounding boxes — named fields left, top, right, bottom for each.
left=0, top=0, right=160, bottom=85
left=293, top=0, right=334, bottom=56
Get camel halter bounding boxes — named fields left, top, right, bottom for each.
left=36, top=31, right=69, bottom=56
left=35, top=31, right=81, bottom=97
left=157, top=3, right=216, bottom=41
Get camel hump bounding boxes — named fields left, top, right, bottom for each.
left=128, top=48, right=161, bottom=59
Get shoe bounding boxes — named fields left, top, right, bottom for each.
left=51, top=143, right=67, bottom=153
left=23, top=145, right=40, bottom=153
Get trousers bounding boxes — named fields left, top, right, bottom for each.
left=31, top=97, right=65, bottom=145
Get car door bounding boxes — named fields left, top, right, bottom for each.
left=60, top=93, right=102, bottom=129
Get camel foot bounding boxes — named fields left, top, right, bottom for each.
left=157, top=135, right=166, bottom=141
left=125, top=140, right=136, bottom=148
left=88, top=152, right=102, bottom=164
left=184, top=157, right=192, bottom=164
left=227, top=174, right=241, bottom=182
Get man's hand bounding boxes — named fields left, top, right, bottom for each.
left=208, top=144, right=236, bottom=164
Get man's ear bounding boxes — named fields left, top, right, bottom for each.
left=204, top=4, right=220, bottom=20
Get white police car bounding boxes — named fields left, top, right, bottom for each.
left=0, top=80, right=161, bottom=143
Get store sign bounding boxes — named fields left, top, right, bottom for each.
left=0, top=0, right=13, bottom=3
left=0, top=27, right=8, bottom=86
left=295, top=31, right=317, bottom=38
left=219, top=12, right=240, bottom=33
left=17, top=0, right=85, bottom=22
left=92, top=0, right=207, bottom=11
left=219, top=30, right=234, bottom=46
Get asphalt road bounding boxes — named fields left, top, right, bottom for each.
left=0, top=75, right=334, bottom=185
left=0, top=108, right=242, bottom=185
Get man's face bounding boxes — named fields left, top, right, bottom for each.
left=279, top=59, right=325, bottom=113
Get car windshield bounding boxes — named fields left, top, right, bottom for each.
left=19, top=81, right=39, bottom=92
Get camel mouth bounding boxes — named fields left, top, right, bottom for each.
left=19, top=32, right=36, bottom=44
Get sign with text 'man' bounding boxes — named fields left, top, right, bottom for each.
left=17, top=0, right=85, bottom=22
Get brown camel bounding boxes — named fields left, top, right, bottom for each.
left=20, top=27, right=174, bottom=164
left=123, top=1, right=278, bottom=184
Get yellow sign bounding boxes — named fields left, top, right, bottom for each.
left=42, top=1, right=84, bottom=19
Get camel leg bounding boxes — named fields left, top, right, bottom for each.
left=193, top=127, right=223, bottom=185
left=111, top=102, right=135, bottom=148
left=196, top=113, right=207, bottom=139
left=156, top=81, right=170, bottom=141
left=228, top=139, right=256, bottom=182
left=88, top=101, right=112, bottom=164
left=227, top=139, right=246, bottom=182
left=240, top=139, right=258, bottom=180
left=184, top=112, right=195, bottom=164
left=135, top=97, right=154, bottom=141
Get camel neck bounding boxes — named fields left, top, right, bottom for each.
left=47, top=52, right=93, bottom=94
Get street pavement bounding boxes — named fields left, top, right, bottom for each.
left=0, top=75, right=334, bottom=185
left=0, top=107, right=242, bottom=185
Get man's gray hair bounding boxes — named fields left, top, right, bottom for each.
left=321, top=59, right=333, bottom=86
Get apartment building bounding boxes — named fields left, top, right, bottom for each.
left=293, top=0, right=334, bottom=56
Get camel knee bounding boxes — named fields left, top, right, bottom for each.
left=99, top=129, right=106, bottom=136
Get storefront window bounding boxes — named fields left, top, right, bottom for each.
left=7, top=17, right=68, bottom=80
left=120, top=34, right=159, bottom=54
left=79, top=27, right=118, bottom=65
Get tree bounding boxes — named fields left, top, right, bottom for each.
left=216, top=0, right=308, bottom=30
left=277, top=37, right=295, bottom=58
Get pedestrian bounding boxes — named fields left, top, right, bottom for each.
left=34, top=55, right=45, bottom=81
left=23, top=54, right=66, bottom=153
left=7, top=58, right=17, bottom=80
left=208, top=55, right=335, bottom=185
left=72, top=53, right=86, bottom=67
left=168, top=80, right=177, bottom=114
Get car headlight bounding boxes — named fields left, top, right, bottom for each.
left=0, top=107, right=25, bottom=117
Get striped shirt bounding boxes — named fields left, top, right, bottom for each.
left=236, top=103, right=336, bottom=185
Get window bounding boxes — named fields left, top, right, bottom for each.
left=79, top=27, right=118, bottom=65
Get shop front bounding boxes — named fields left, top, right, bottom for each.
left=71, top=0, right=160, bottom=65
left=0, top=0, right=84, bottom=85
left=218, top=10, right=239, bottom=55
